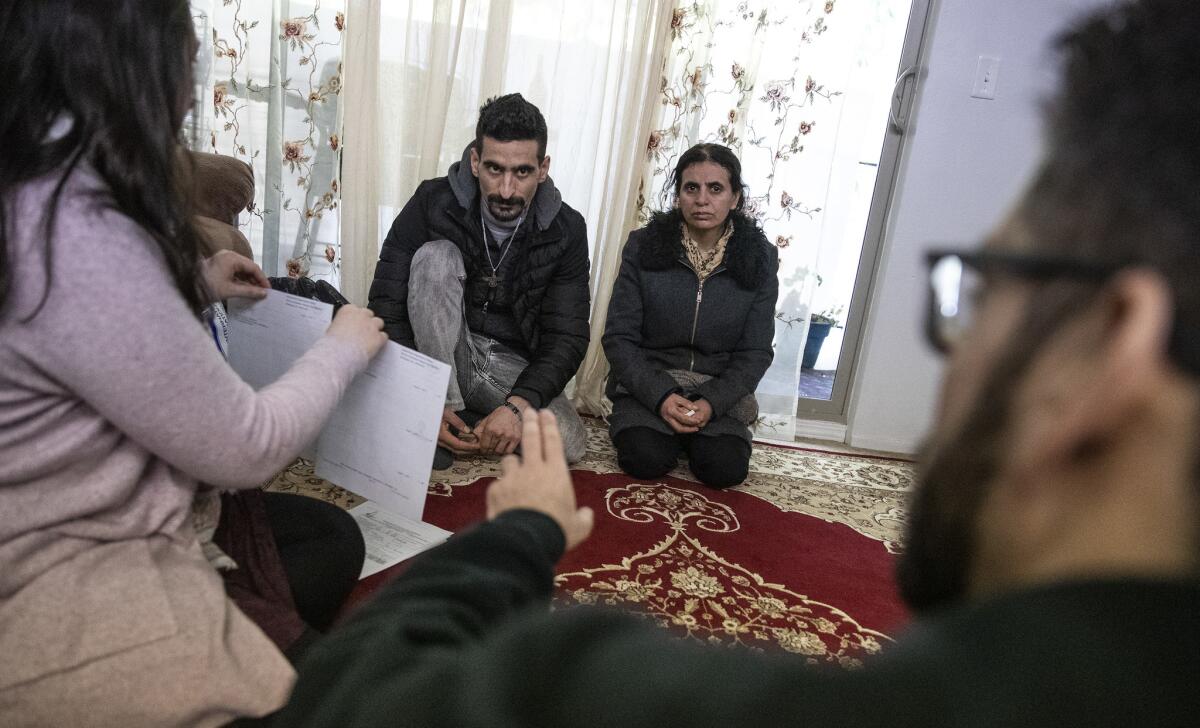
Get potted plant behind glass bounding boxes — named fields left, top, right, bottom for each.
left=802, top=306, right=844, bottom=370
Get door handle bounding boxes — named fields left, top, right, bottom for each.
left=889, top=66, right=919, bottom=133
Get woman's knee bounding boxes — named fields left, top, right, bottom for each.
left=267, top=494, right=364, bottom=569
left=619, top=452, right=676, bottom=480
left=613, top=428, right=678, bottom=479
left=687, top=438, right=751, bottom=489
left=690, top=461, right=748, bottom=489
left=324, top=502, right=366, bottom=568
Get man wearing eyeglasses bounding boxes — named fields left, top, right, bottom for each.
left=271, top=1, right=1199, bottom=726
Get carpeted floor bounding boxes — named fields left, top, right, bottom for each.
left=267, top=419, right=914, bottom=664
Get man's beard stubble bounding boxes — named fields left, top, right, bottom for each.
left=486, top=194, right=527, bottom=222
left=898, top=284, right=1100, bottom=613
left=897, top=350, right=1026, bottom=614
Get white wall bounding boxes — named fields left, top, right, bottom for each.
left=845, top=0, right=1114, bottom=454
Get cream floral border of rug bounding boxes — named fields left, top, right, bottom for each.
left=267, top=420, right=914, bottom=552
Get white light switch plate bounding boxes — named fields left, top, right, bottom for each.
left=971, top=56, right=1001, bottom=100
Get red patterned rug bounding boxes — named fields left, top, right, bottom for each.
left=267, top=420, right=914, bottom=664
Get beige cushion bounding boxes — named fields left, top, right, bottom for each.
left=182, top=150, right=255, bottom=225
left=194, top=215, right=254, bottom=260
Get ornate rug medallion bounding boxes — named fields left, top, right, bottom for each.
left=555, top=484, right=887, bottom=665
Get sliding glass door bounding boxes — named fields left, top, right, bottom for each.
left=790, top=0, right=934, bottom=424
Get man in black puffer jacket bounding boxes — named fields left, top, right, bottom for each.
left=369, top=94, right=590, bottom=465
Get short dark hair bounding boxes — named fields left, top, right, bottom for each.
left=670, top=143, right=747, bottom=210
left=1020, top=0, right=1200, bottom=373
left=474, top=93, right=548, bottom=159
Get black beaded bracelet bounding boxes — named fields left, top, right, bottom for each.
left=502, top=400, right=523, bottom=420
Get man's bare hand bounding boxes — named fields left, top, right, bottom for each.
left=476, top=397, right=529, bottom=455
left=486, top=410, right=593, bottom=550
left=660, top=393, right=701, bottom=434
left=438, top=407, right=480, bottom=455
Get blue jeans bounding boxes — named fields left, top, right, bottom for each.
left=408, top=240, right=587, bottom=463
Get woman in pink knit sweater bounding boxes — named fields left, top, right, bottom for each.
left=0, top=1, right=387, bottom=725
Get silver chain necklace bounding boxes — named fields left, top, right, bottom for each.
left=480, top=207, right=526, bottom=289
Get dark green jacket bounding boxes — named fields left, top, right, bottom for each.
left=274, top=512, right=1200, bottom=727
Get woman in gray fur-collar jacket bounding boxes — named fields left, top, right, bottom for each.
left=602, top=144, right=779, bottom=488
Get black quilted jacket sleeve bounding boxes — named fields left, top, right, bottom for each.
left=367, top=180, right=438, bottom=350
left=508, top=208, right=592, bottom=409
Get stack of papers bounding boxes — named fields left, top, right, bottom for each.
left=349, top=502, right=452, bottom=578
left=227, top=290, right=453, bottom=574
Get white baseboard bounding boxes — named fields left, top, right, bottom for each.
left=844, top=432, right=919, bottom=456
left=794, top=419, right=848, bottom=442
left=755, top=418, right=848, bottom=446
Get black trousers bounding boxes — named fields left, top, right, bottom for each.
left=217, top=492, right=365, bottom=658
left=262, top=492, right=364, bottom=635
left=221, top=493, right=364, bottom=728
left=612, top=427, right=752, bottom=489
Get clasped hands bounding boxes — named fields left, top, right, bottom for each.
left=659, top=392, right=713, bottom=433
left=439, top=396, right=531, bottom=456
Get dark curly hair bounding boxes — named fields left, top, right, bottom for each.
left=670, top=143, right=747, bottom=211
left=1018, top=0, right=1200, bottom=374
left=474, top=93, right=549, bottom=159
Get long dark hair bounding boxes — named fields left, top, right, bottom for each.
left=0, top=0, right=205, bottom=317
left=670, top=143, right=748, bottom=211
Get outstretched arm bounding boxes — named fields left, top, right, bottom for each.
left=26, top=198, right=380, bottom=488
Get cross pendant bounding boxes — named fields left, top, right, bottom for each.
left=485, top=273, right=502, bottom=288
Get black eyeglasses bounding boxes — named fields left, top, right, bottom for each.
left=924, top=248, right=1119, bottom=354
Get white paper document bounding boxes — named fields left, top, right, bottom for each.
left=227, top=290, right=330, bottom=389
left=350, top=501, right=451, bottom=579
left=315, top=342, right=449, bottom=520
left=226, top=290, right=451, bottom=520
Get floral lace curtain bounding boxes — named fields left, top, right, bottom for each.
left=626, top=0, right=874, bottom=437
left=337, top=0, right=673, bottom=309
left=187, top=0, right=346, bottom=281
